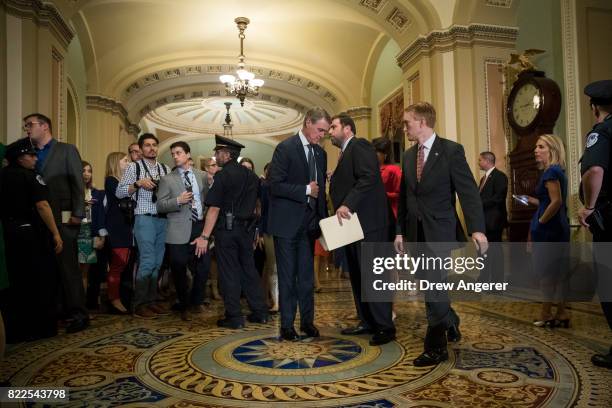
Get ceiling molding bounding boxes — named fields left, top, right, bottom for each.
left=4, top=0, right=74, bottom=48
left=120, top=64, right=340, bottom=109
left=86, top=94, right=140, bottom=135
left=142, top=96, right=304, bottom=137
left=133, top=88, right=313, bottom=123
left=346, top=106, right=373, bottom=120
left=397, top=23, right=518, bottom=69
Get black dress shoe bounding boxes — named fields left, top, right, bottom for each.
left=413, top=348, right=449, bottom=367
left=66, top=317, right=90, bottom=334
left=247, top=314, right=269, bottom=324
left=217, top=318, right=245, bottom=329
left=447, top=324, right=462, bottom=343
left=591, top=347, right=612, bottom=369
left=341, top=325, right=373, bottom=335
left=369, top=330, right=396, bottom=346
left=300, top=324, right=320, bottom=338
left=280, top=327, right=299, bottom=341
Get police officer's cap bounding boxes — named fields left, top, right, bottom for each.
left=5, top=138, right=36, bottom=163
left=213, top=134, right=245, bottom=153
left=584, top=80, right=612, bottom=105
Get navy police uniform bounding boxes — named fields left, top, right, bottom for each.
left=0, top=138, right=58, bottom=342
left=580, top=80, right=612, bottom=368
left=204, top=135, right=268, bottom=328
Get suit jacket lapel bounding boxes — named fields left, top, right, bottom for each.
left=294, top=134, right=309, bottom=177
left=406, top=145, right=418, bottom=190
left=420, top=136, right=442, bottom=181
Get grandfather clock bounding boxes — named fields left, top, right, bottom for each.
left=507, top=70, right=561, bottom=241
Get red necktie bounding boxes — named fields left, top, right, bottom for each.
left=416, top=145, right=424, bottom=182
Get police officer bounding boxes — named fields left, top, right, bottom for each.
left=193, top=135, right=268, bottom=329
left=0, top=138, right=63, bottom=342
left=578, top=79, right=612, bottom=369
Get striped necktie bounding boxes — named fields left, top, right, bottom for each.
left=183, top=171, right=199, bottom=221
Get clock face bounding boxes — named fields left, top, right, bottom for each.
left=511, top=82, right=541, bottom=128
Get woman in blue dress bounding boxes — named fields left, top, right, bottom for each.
left=527, top=134, right=570, bottom=328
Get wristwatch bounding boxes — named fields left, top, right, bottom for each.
left=133, top=181, right=139, bottom=189
left=200, top=235, right=210, bottom=240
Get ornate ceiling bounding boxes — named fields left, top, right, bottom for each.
left=144, top=97, right=302, bottom=137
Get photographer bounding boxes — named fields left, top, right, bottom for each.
left=116, top=133, right=170, bottom=318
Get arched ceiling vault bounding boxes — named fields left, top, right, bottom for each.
left=63, top=0, right=442, bottom=112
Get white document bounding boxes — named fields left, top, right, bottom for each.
left=318, top=212, right=364, bottom=251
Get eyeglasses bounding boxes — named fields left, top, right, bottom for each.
left=23, top=121, right=41, bottom=130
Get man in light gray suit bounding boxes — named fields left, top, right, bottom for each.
left=24, top=113, right=89, bottom=333
left=157, top=141, right=210, bottom=321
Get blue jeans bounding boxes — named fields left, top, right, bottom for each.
left=133, top=215, right=167, bottom=308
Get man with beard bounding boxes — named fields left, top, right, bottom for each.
left=328, top=112, right=395, bottom=346
left=117, top=133, right=170, bottom=317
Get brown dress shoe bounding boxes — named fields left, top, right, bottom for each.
left=149, top=304, right=171, bottom=315
left=134, top=306, right=156, bottom=318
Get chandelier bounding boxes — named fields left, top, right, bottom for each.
left=219, top=17, right=264, bottom=107
left=223, top=102, right=233, bottom=137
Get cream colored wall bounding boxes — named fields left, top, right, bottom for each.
left=3, top=14, right=69, bottom=143
left=85, top=108, right=132, bottom=186
left=66, top=33, right=88, bottom=149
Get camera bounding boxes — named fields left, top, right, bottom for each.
left=151, top=178, right=160, bottom=203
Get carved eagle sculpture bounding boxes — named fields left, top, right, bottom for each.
left=508, top=49, right=545, bottom=72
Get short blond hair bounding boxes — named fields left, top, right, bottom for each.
left=105, top=151, right=127, bottom=179
left=405, top=102, right=436, bottom=128
left=537, top=134, right=566, bottom=169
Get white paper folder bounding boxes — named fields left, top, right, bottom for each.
left=318, top=213, right=364, bottom=251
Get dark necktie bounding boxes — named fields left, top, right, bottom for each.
left=307, top=145, right=316, bottom=209
left=183, top=171, right=198, bottom=221
left=416, top=144, right=425, bottom=182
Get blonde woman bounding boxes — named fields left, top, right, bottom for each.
left=526, top=134, right=570, bottom=328
left=104, top=152, right=132, bottom=313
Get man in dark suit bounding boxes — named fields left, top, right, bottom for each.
left=24, top=113, right=88, bottom=333
left=329, top=113, right=395, bottom=346
left=394, top=102, right=487, bottom=366
left=268, top=107, right=330, bottom=341
left=478, top=151, right=508, bottom=283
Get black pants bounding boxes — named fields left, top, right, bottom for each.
left=345, top=227, right=394, bottom=332
left=57, top=223, right=88, bottom=320
left=274, top=208, right=320, bottom=329
left=417, top=222, right=459, bottom=351
left=167, top=221, right=211, bottom=311
left=593, top=219, right=612, bottom=331
left=2, top=221, right=58, bottom=342
left=215, top=224, right=267, bottom=322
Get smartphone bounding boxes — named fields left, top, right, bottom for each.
left=512, top=194, right=529, bottom=206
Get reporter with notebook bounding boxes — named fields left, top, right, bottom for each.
left=328, top=112, right=395, bottom=346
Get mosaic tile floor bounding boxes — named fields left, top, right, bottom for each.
left=2, top=274, right=612, bottom=407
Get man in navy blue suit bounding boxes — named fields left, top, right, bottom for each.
left=268, top=107, right=330, bottom=341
